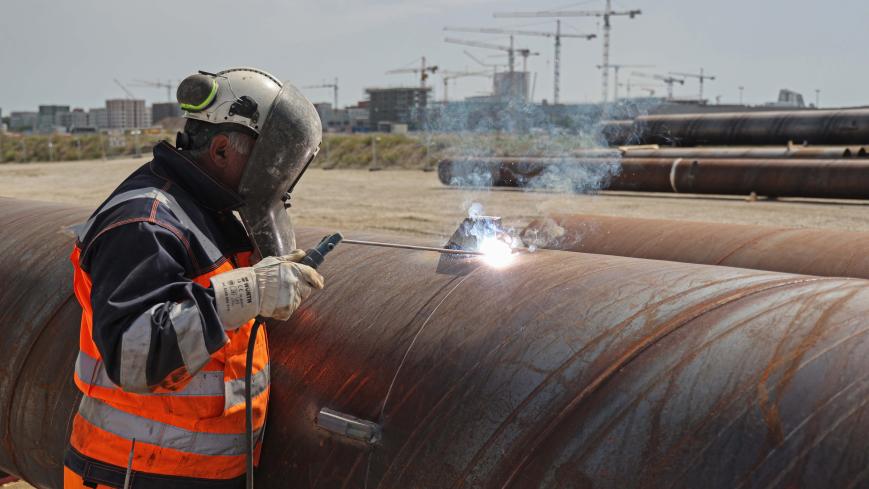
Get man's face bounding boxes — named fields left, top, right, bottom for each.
left=207, top=132, right=256, bottom=191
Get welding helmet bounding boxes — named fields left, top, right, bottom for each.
left=177, top=67, right=283, bottom=134
left=177, top=68, right=323, bottom=256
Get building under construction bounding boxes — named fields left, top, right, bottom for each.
left=365, top=87, right=431, bottom=131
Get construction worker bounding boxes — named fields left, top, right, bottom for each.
left=64, top=68, right=324, bottom=488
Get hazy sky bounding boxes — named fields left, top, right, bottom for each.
left=2, top=0, right=867, bottom=113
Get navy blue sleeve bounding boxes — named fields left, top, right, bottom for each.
left=84, top=221, right=229, bottom=392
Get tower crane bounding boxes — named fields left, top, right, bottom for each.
left=618, top=80, right=660, bottom=98
left=439, top=70, right=491, bottom=102
left=113, top=79, right=136, bottom=100
left=668, top=68, right=716, bottom=100
left=444, top=23, right=595, bottom=104
left=130, top=80, right=174, bottom=102
left=631, top=72, right=685, bottom=100
left=596, top=64, right=653, bottom=100
left=495, top=1, right=642, bottom=103
left=463, top=50, right=508, bottom=74
left=386, top=57, right=438, bottom=89
left=302, top=78, right=339, bottom=109
left=444, top=37, right=538, bottom=73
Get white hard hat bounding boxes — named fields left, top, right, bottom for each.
left=177, top=67, right=283, bottom=135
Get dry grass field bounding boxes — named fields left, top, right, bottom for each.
left=1, top=156, right=868, bottom=242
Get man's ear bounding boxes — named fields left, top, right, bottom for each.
left=209, top=134, right=230, bottom=168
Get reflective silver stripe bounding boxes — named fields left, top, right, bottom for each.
left=76, top=351, right=224, bottom=397
left=114, top=300, right=220, bottom=394
left=76, top=188, right=170, bottom=240
left=224, top=364, right=271, bottom=411
left=77, top=187, right=224, bottom=264
left=78, top=397, right=259, bottom=457
left=170, top=300, right=215, bottom=375
left=157, top=191, right=223, bottom=262
left=75, top=350, right=115, bottom=388
left=119, top=305, right=156, bottom=393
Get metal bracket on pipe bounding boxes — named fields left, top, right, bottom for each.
left=316, top=408, right=382, bottom=445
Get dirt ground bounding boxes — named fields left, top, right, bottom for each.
left=1, top=156, right=868, bottom=244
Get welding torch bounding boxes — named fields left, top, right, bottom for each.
left=342, top=238, right=485, bottom=256
left=300, top=233, right=491, bottom=262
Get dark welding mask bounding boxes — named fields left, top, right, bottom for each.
left=178, top=68, right=322, bottom=257
left=236, top=82, right=322, bottom=257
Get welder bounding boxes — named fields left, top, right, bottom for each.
left=64, top=67, right=324, bottom=489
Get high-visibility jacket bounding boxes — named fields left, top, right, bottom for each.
left=65, top=142, right=269, bottom=488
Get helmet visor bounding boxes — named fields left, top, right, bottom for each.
left=237, top=83, right=322, bottom=256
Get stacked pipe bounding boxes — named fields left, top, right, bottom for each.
left=522, top=214, right=869, bottom=279
left=438, top=156, right=869, bottom=198
left=565, top=145, right=868, bottom=160
left=4, top=198, right=869, bottom=488
left=611, top=145, right=868, bottom=159
left=601, top=108, right=869, bottom=147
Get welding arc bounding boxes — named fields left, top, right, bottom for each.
left=342, top=238, right=485, bottom=256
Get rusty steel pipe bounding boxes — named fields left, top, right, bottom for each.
left=523, top=214, right=869, bottom=279
left=614, top=145, right=868, bottom=159
left=438, top=156, right=869, bottom=198
left=3, top=198, right=869, bottom=489
left=570, top=146, right=868, bottom=161
left=601, top=108, right=869, bottom=147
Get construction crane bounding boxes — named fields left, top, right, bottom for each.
left=440, top=70, right=490, bottom=102
left=130, top=80, right=174, bottom=102
left=302, top=78, right=339, bottom=109
left=113, top=79, right=136, bottom=100
left=631, top=72, right=685, bottom=100
left=463, top=50, right=508, bottom=73
left=597, top=64, right=653, bottom=100
left=668, top=68, right=716, bottom=100
left=444, top=23, right=595, bottom=104
left=386, top=57, right=438, bottom=89
left=495, top=1, right=642, bottom=103
left=444, top=37, right=538, bottom=73
left=618, top=80, right=659, bottom=98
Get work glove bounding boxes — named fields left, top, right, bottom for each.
left=210, top=249, right=325, bottom=330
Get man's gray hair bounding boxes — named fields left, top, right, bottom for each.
left=186, top=129, right=254, bottom=160
left=227, top=131, right=253, bottom=155
left=183, top=119, right=254, bottom=160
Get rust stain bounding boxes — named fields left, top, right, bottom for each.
left=525, top=214, right=869, bottom=281
left=2, top=199, right=869, bottom=489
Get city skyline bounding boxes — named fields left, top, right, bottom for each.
left=2, top=0, right=867, bottom=112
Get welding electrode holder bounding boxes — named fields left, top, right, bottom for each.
left=300, top=232, right=344, bottom=269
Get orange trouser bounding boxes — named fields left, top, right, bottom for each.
left=64, top=466, right=117, bottom=489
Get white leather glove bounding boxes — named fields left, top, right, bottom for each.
left=210, top=249, right=325, bottom=330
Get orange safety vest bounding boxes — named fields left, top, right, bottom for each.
left=68, top=185, right=269, bottom=481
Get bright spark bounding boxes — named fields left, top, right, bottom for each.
left=478, top=237, right=515, bottom=268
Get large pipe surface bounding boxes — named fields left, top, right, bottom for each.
left=523, top=214, right=869, bottom=279
left=602, top=108, right=869, bottom=147
left=3, top=199, right=869, bottom=488
left=572, top=146, right=868, bottom=161
left=438, top=156, right=869, bottom=198
left=614, top=145, right=868, bottom=159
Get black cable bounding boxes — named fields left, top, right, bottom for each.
left=245, top=317, right=263, bottom=489
left=243, top=234, right=340, bottom=489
